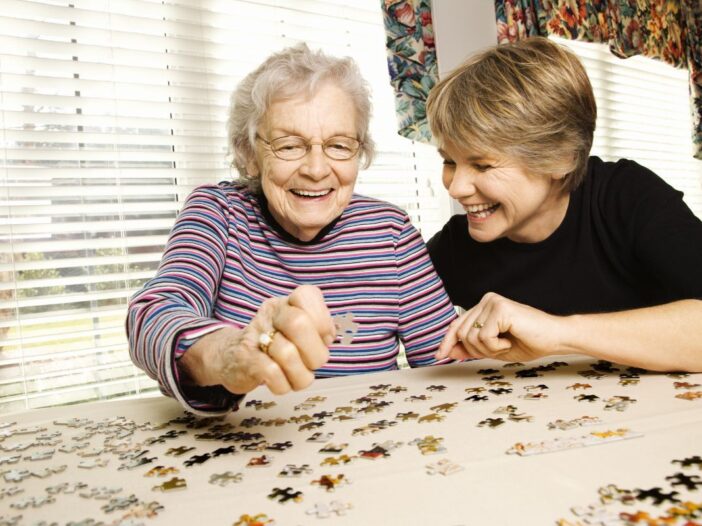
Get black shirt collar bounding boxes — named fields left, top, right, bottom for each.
left=257, top=191, right=342, bottom=245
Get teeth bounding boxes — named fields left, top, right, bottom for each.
left=466, top=203, right=498, bottom=213
left=292, top=189, right=331, bottom=197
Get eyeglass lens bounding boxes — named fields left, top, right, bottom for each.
left=269, top=136, right=360, bottom=160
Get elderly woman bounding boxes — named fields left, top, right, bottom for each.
left=127, top=44, right=456, bottom=414
left=426, top=37, right=702, bottom=372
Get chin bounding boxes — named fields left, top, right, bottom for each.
left=468, top=228, right=499, bottom=244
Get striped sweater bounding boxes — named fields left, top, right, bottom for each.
left=127, top=183, right=457, bottom=414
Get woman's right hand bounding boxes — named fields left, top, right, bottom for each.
left=180, top=285, right=335, bottom=396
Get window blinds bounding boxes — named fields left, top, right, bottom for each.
left=0, top=0, right=447, bottom=412
left=554, top=37, right=702, bottom=218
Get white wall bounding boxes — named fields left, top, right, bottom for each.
left=432, top=1, right=497, bottom=76
left=431, top=1, right=497, bottom=214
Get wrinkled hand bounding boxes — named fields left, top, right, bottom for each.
left=436, top=292, right=566, bottom=364
left=199, top=285, right=335, bottom=396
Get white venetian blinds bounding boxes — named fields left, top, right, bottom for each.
left=553, top=37, right=702, bottom=218
left=0, top=0, right=448, bottom=412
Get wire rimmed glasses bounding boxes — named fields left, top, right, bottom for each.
left=256, top=134, right=362, bottom=161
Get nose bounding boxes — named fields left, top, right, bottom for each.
left=446, top=164, right=477, bottom=200
left=299, top=144, right=331, bottom=180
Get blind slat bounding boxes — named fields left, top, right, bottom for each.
left=554, top=37, right=702, bottom=219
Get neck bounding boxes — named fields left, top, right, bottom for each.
left=509, top=191, right=570, bottom=243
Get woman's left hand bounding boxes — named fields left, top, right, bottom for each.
left=436, top=292, right=566, bottom=363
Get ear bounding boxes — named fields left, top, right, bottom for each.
left=550, top=154, right=577, bottom=181
left=245, top=155, right=260, bottom=178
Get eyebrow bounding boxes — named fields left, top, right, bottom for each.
left=438, top=149, right=490, bottom=162
left=269, top=128, right=356, bottom=138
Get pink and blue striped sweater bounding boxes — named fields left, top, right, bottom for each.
left=127, top=183, right=457, bottom=414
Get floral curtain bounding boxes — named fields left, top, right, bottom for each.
left=382, top=0, right=437, bottom=143
left=382, top=0, right=702, bottom=157
left=495, top=0, right=702, bottom=160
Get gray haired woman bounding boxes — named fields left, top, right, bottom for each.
left=127, top=44, right=456, bottom=414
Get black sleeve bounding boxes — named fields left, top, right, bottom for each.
left=427, top=220, right=457, bottom=302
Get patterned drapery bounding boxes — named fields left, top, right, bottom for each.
left=382, top=0, right=438, bottom=143
left=382, top=0, right=702, bottom=158
left=495, top=0, right=702, bottom=160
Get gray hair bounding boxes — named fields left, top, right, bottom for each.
left=227, top=43, right=375, bottom=192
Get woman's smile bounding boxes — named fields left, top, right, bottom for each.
left=289, top=188, right=334, bottom=199
left=464, top=202, right=501, bottom=220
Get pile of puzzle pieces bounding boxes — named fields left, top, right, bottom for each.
left=1, top=358, right=700, bottom=524
left=557, top=455, right=702, bottom=525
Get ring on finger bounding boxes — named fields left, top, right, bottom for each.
left=472, top=320, right=485, bottom=329
left=258, top=330, right=278, bottom=355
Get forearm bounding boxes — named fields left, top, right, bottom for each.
left=403, top=302, right=458, bottom=367
left=558, top=299, right=702, bottom=372
left=127, top=296, right=225, bottom=377
left=397, top=219, right=458, bottom=367
left=178, top=326, right=241, bottom=387
left=127, top=187, right=229, bottom=376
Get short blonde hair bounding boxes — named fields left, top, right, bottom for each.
left=228, top=43, right=375, bottom=193
left=426, top=37, right=596, bottom=192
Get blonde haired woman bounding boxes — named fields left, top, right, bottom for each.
left=427, top=37, right=702, bottom=372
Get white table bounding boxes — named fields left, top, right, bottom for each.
left=2, top=356, right=702, bottom=525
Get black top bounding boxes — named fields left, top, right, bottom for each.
left=427, top=157, right=702, bottom=315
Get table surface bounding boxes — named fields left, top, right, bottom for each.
left=2, top=356, right=702, bottom=526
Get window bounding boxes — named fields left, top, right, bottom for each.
left=554, top=37, right=702, bottom=218
left=0, top=0, right=448, bottom=412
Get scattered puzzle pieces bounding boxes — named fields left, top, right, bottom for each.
left=635, top=487, right=680, bottom=505
left=79, top=486, right=122, bottom=500
left=152, top=477, right=186, bottom=492
left=426, top=458, right=463, bottom=476
left=430, top=403, right=458, bottom=413
left=1, top=356, right=699, bottom=526
left=320, top=455, right=355, bottom=466
left=233, top=514, right=275, bottom=526
left=247, top=455, right=273, bottom=467
left=166, top=446, right=195, bottom=457
left=673, top=456, right=702, bottom=470
left=567, top=383, right=592, bottom=390
left=507, top=428, right=643, bottom=456
left=598, top=484, right=637, bottom=505
left=101, top=494, right=140, bottom=513
left=311, top=474, right=349, bottom=492
left=319, top=443, right=348, bottom=454
left=10, top=495, right=55, bottom=509
left=570, top=504, right=620, bottom=524
left=676, top=391, right=702, bottom=401
left=410, top=436, right=446, bottom=455
left=268, top=487, right=303, bottom=504
left=478, top=418, right=505, bottom=428
left=548, top=416, right=602, bottom=431
left=418, top=413, right=444, bottom=424
left=278, top=464, right=312, bottom=477
left=183, top=453, right=211, bottom=467
left=144, top=465, right=179, bottom=477
left=306, top=500, right=353, bottom=518
left=666, top=472, right=702, bottom=491
left=209, top=471, right=243, bottom=486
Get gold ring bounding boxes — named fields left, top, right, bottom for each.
left=258, top=330, right=277, bottom=355
left=472, top=321, right=484, bottom=329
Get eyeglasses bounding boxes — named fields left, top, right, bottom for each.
left=256, top=134, right=362, bottom=161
